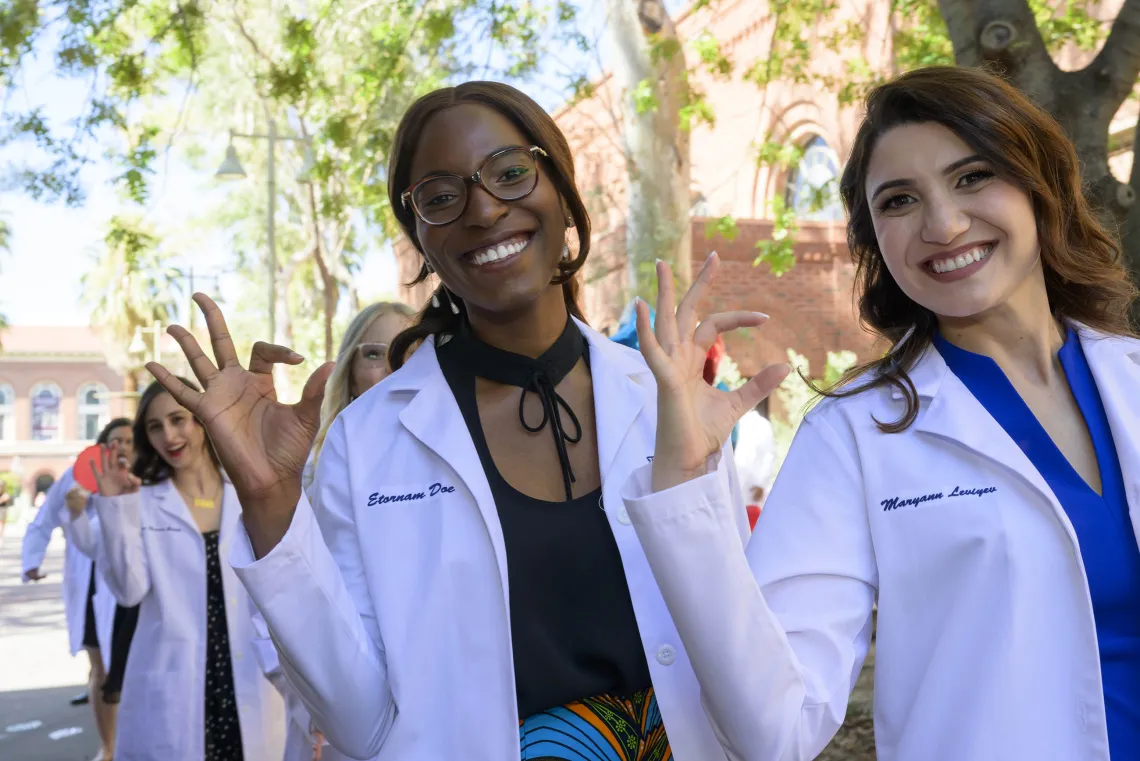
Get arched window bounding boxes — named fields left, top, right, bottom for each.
left=77, top=383, right=110, bottom=441
left=785, top=135, right=844, bottom=222
left=0, top=383, right=13, bottom=441
left=30, top=382, right=63, bottom=442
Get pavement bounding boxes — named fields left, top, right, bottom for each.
left=0, top=523, right=100, bottom=760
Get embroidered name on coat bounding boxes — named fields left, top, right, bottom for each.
left=367, top=482, right=455, bottom=507
left=881, top=492, right=943, bottom=511
left=881, top=485, right=998, bottom=511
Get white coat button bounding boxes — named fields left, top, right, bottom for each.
left=617, top=507, right=631, bottom=525
left=656, top=644, right=676, bottom=666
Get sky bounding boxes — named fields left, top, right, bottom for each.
left=0, top=1, right=617, bottom=328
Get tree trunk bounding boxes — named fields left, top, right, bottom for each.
left=605, top=0, right=693, bottom=300
left=937, top=0, right=1140, bottom=322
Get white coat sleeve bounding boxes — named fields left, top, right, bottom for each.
left=231, top=415, right=395, bottom=760
left=64, top=501, right=102, bottom=560
left=248, top=602, right=317, bottom=746
left=20, top=474, right=69, bottom=579
left=92, top=491, right=152, bottom=607
left=623, top=413, right=877, bottom=761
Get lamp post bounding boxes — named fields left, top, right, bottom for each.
left=215, top=120, right=315, bottom=345
left=128, top=321, right=165, bottom=365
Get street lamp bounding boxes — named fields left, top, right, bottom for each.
left=129, top=321, right=165, bottom=365
left=215, top=120, right=316, bottom=344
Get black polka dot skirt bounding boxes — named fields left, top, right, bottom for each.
left=203, top=530, right=244, bottom=761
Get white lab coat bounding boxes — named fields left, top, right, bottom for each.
left=20, top=467, right=115, bottom=670
left=249, top=453, right=352, bottom=761
left=88, top=479, right=285, bottom=761
left=231, top=319, right=744, bottom=761
left=621, top=325, right=1140, bottom=761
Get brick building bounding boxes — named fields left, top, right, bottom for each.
left=0, top=326, right=132, bottom=503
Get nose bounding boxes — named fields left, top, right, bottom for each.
left=921, top=194, right=970, bottom=245
left=463, top=183, right=510, bottom=228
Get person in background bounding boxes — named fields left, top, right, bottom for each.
left=622, top=65, right=1140, bottom=761
left=21, top=421, right=128, bottom=761
left=733, top=403, right=776, bottom=528
left=61, top=418, right=135, bottom=761
left=83, top=379, right=284, bottom=761
left=0, top=478, right=11, bottom=546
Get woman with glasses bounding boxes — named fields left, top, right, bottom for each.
left=142, top=81, right=783, bottom=760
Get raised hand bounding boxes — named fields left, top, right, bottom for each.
left=93, top=441, right=141, bottom=497
left=145, top=294, right=335, bottom=556
left=65, top=485, right=92, bottom=518
left=636, top=253, right=790, bottom=492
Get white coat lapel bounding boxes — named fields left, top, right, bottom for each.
left=219, top=481, right=241, bottom=551
left=580, top=321, right=651, bottom=482
left=151, top=478, right=200, bottom=535
left=903, top=346, right=1080, bottom=545
left=391, top=339, right=510, bottom=600
left=1077, top=327, right=1140, bottom=541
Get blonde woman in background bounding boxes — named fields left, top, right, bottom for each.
left=257, top=300, right=414, bottom=761
left=303, top=301, right=416, bottom=490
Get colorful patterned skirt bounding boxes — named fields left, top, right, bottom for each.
left=519, top=688, right=671, bottom=761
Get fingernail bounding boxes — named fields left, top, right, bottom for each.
left=753, top=311, right=769, bottom=319
left=289, top=351, right=304, bottom=360
left=707, top=250, right=718, bottom=261
left=654, top=258, right=663, bottom=266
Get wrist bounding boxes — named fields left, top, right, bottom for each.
left=651, top=460, right=709, bottom=493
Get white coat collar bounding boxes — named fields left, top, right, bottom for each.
left=383, top=316, right=654, bottom=608
left=149, top=476, right=241, bottom=541
left=890, top=322, right=1140, bottom=550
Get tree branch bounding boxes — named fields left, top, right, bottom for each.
left=1085, top=0, right=1140, bottom=110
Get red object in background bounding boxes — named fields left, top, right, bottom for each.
left=73, top=444, right=103, bottom=492
left=747, top=504, right=761, bottom=531
left=704, top=336, right=726, bottom=385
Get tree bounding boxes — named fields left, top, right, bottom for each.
left=935, top=0, right=1140, bottom=312
left=80, top=216, right=181, bottom=402
left=605, top=0, right=693, bottom=297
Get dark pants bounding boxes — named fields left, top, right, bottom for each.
left=102, top=603, right=139, bottom=704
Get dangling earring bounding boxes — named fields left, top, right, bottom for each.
left=561, top=243, right=570, bottom=261
left=892, top=323, right=917, bottom=354
left=442, top=286, right=459, bottom=315
left=431, top=290, right=441, bottom=309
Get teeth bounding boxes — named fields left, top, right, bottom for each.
left=931, top=244, right=992, bottom=274
left=470, top=235, right=530, bottom=266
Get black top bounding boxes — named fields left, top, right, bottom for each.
left=202, top=530, right=244, bottom=761
left=436, top=319, right=653, bottom=718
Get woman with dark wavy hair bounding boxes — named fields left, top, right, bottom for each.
left=84, top=378, right=284, bottom=760
left=618, top=65, right=1140, bottom=761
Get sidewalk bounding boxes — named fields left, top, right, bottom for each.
left=0, top=523, right=98, bottom=759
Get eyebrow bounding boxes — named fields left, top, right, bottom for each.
left=413, top=144, right=526, bottom=182
left=870, top=154, right=985, bottom=202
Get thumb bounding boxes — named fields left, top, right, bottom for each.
left=730, top=363, right=790, bottom=418
left=293, top=361, right=336, bottom=430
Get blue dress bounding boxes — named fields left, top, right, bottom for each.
left=933, top=328, right=1140, bottom=758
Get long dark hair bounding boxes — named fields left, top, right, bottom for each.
left=132, top=378, right=221, bottom=485
left=386, top=81, right=592, bottom=370
left=96, top=417, right=133, bottom=446
left=824, top=65, right=1137, bottom=432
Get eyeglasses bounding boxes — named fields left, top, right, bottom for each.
left=355, top=343, right=390, bottom=367
left=401, top=145, right=548, bottom=226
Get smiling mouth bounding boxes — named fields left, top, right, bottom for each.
left=166, top=443, right=187, bottom=459
left=925, top=243, right=994, bottom=274
left=464, top=233, right=533, bottom=267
